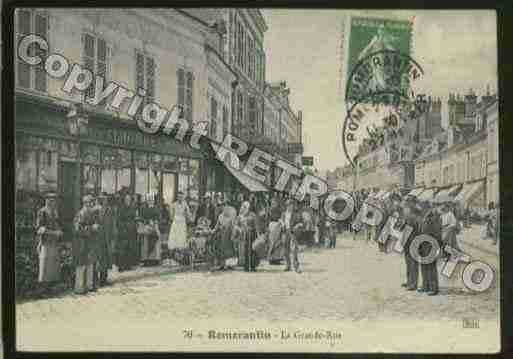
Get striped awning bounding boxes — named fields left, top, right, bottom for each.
left=407, top=187, right=425, bottom=197
left=433, top=184, right=462, bottom=201
left=224, top=161, right=269, bottom=193
left=454, top=181, right=485, bottom=205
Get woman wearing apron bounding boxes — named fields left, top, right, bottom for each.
left=167, top=191, right=192, bottom=264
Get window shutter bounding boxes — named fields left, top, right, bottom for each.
left=97, top=38, right=107, bottom=80
left=135, top=52, right=145, bottom=91
left=210, top=98, right=217, bottom=138
left=83, top=33, right=95, bottom=99
left=186, top=71, right=193, bottom=123
left=223, top=106, right=229, bottom=138
left=146, top=57, right=155, bottom=103
left=177, top=68, right=185, bottom=108
left=16, top=10, right=32, bottom=89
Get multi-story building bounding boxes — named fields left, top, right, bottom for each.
left=178, top=9, right=304, bottom=192
left=334, top=88, right=498, bottom=211
left=263, top=81, right=303, bottom=166
left=181, top=9, right=267, bottom=141
left=414, top=90, right=497, bottom=209
left=14, top=8, right=238, bottom=239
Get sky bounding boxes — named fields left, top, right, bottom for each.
left=261, top=10, right=498, bottom=172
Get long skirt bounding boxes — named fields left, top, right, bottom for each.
left=116, top=229, right=139, bottom=270
left=213, top=226, right=236, bottom=261
left=141, top=233, right=161, bottom=262
left=237, top=238, right=246, bottom=267
left=238, top=228, right=258, bottom=271
left=168, top=215, right=188, bottom=250
left=267, top=221, right=284, bottom=262
left=38, top=240, right=61, bottom=283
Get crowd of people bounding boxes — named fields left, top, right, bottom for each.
left=32, top=185, right=498, bottom=297
left=337, top=187, right=499, bottom=296
left=33, top=189, right=338, bottom=296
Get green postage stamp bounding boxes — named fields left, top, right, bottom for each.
left=343, top=14, right=414, bottom=103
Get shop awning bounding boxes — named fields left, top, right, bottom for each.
left=224, top=162, right=269, bottom=193
left=407, top=187, right=425, bottom=197
left=417, top=188, right=436, bottom=201
left=433, top=184, right=462, bottom=201
left=455, top=181, right=485, bottom=205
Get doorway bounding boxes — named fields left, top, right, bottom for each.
left=59, top=161, right=78, bottom=243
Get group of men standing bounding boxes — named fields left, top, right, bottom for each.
left=358, top=191, right=464, bottom=296
left=35, top=192, right=121, bottom=295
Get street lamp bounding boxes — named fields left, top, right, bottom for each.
left=66, top=103, right=89, bottom=205
left=66, top=103, right=89, bottom=137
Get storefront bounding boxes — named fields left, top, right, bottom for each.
left=15, top=94, right=206, bottom=242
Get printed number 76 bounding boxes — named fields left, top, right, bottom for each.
left=183, top=330, right=193, bottom=338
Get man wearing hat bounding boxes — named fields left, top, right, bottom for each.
left=281, top=199, right=302, bottom=273
left=96, top=193, right=118, bottom=286
left=35, top=192, right=63, bottom=290
left=418, top=201, right=442, bottom=296
left=73, top=194, right=100, bottom=294
left=400, top=200, right=422, bottom=291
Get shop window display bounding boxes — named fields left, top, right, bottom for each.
left=117, top=149, right=132, bottom=192
left=135, top=152, right=149, bottom=195
left=16, top=149, right=38, bottom=191
left=83, top=165, right=100, bottom=195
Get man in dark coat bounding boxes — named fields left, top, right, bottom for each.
left=73, top=195, right=100, bottom=294
left=400, top=202, right=422, bottom=291
left=418, top=202, right=441, bottom=296
left=282, top=199, right=302, bottom=273
left=96, top=194, right=117, bottom=286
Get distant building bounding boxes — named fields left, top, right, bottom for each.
left=333, top=88, right=498, bottom=210
left=415, top=90, right=497, bottom=210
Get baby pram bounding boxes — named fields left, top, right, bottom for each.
left=187, top=217, right=215, bottom=270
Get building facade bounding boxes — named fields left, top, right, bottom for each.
left=333, top=89, right=498, bottom=210
left=15, top=8, right=238, bottom=239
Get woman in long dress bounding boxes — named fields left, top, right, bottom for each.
left=167, top=191, right=192, bottom=263
left=211, top=204, right=237, bottom=270
left=139, top=196, right=161, bottom=266
left=235, top=201, right=260, bottom=272
left=35, top=193, right=63, bottom=289
left=116, top=194, right=138, bottom=271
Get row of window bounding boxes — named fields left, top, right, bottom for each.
left=16, top=10, right=195, bottom=124
left=426, top=152, right=487, bottom=187
left=16, top=11, right=278, bottom=146
left=232, top=90, right=262, bottom=139
left=231, top=11, right=265, bottom=87
left=209, top=96, right=229, bottom=140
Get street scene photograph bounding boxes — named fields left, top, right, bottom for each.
left=11, top=8, right=499, bottom=353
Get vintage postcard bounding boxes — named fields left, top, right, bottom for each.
left=10, top=7, right=500, bottom=353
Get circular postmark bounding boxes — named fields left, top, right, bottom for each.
left=345, top=50, right=424, bottom=104
left=342, top=50, right=427, bottom=168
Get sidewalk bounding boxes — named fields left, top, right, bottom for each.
left=458, top=224, right=499, bottom=256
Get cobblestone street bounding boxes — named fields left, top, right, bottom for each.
left=16, top=226, right=499, bottom=352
